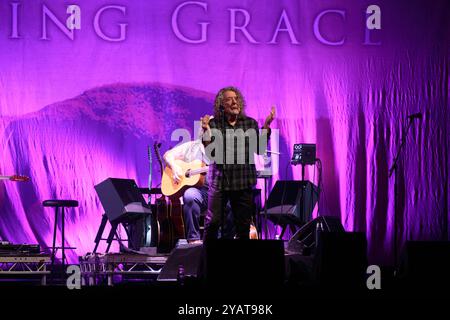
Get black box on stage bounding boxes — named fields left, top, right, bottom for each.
left=402, top=241, right=450, bottom=288
left=158, top=245, right=204, bottom=281
left=264, top=180, right=318, bottom=224
left=199, top=239, right=285, bottom=290
left=94, top=178, right=149, bottom=223
left=313, top=232, right=367, bottom=289
left=291, top=143, right=316, bottom=165
left=0, top=243, right=40, bottom=255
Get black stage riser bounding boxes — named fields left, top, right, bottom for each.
left=159, top=240, right=285, bottom=290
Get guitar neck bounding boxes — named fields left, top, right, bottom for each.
left=188, top=166, right=209, bottom=176
left=0, top=176, right=11, bottom=180
left=148, top=145, right=153, bottom=190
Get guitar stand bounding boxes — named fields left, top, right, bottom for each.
left=271, top=214, right=302, bottom=240
left=278, top=222, right=298, bottom=240
left=93, top=214, right=122, bottom=254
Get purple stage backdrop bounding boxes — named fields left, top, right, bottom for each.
left=0, top=0, right=448, bottom=264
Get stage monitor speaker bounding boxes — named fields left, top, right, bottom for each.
left=158, top=245, right=204, bottom=281
left=94, top=178, right=150, bottom=223
left=199, top=239, right=285, bottom=290
left=402, top=241, right=450, bottom=289
left=287, top=216, right=344, bottom=253
left=264, top=180, right=318, bottom=225
left=312, top=232, right=367, bottom=289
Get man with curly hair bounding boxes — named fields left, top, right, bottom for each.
left=200, top=87, right=275, bottom=240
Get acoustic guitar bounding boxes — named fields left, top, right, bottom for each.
left=161, top=159, right=208, bottom=197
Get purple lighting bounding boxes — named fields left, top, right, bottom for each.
left=0, top=0, right=448, bottom=267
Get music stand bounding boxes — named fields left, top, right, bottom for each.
left=291, top=144, right=317, bottom=232
left=263, top=180, right=318, bottom=239
left=262, top=144, right=318, bottom=239
left=257, top=170, right=271, bottom=239
left=93, top=178, right=152, bottom=253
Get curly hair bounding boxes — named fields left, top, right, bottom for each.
left=213, top=86, right=246, bottom=119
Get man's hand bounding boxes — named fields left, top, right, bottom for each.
left=199, top=115, right=213, bottom=144
left=264, top=106, right=276, bottom=129
left=171, top=164, right=184, bottom=183
left=200, top=114, right=213, bottom=131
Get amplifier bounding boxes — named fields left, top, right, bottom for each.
left=0, top=243, right=40, bottom=255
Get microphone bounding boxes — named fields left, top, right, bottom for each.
left=264, top=150, right=281, bottom=155
left=407, top=112, right=422, bottom=120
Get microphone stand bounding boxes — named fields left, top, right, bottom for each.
left=388, top=116, right=415, bottom=271
left=220, top=107, right=227, bottom=239
left=262, top=150, right=279, bottom=239
left=263, top=176, right=268, bottom=239
left=259, top=153, right=270, bottom=240
left=146, top=145, right=153, bottom=247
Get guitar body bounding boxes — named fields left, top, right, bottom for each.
left=168, top=196, right=185, bottom=244
left=154, top=196, right=185, bottom=253
left=154, top=142, right=187, bottom=252
left=161, top=159, right=207, bottom=197
left=155, top=196, right=173, bottom=253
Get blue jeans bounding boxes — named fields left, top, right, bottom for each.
left=183, top=186, right=208, bottom=241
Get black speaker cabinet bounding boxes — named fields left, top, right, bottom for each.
left=158, top=245, right=204, bottom=281
left=403, top=241, right=450, bottom=289
left=264, top=180, right=318, bottom=225
left=95, top=178, right=149, bottom=222
left=199, top=239, right=285, bottom=290
left=313, top=232, right=367, bottom=289
left=287, top=216, right=344, bottom=253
